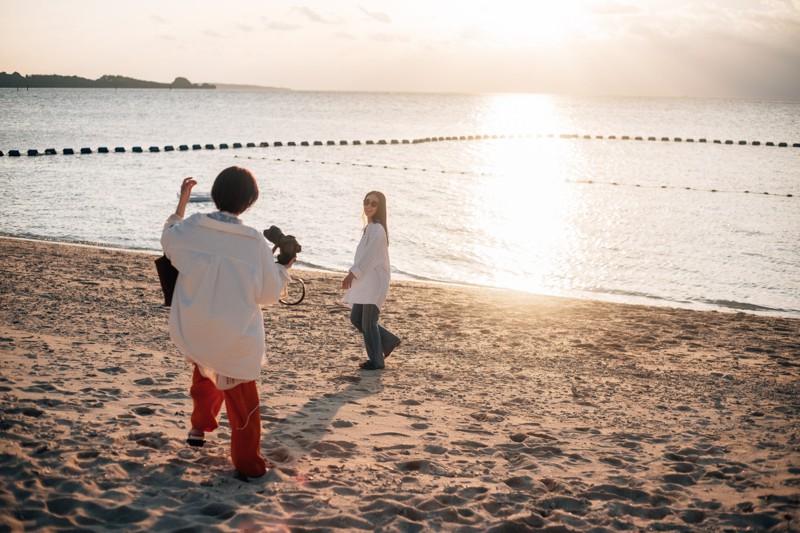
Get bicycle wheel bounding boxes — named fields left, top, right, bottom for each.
left=280, top=277, right=306, bottom=305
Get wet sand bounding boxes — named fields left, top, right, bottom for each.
left=1, top=236, right=798, bottom=531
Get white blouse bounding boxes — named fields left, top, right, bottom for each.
left=343, top=222, right=391, bottom=309
left=161, top=212, right=290, bottom=382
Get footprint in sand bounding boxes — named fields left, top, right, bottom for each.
left=503, top=475, right=536, bottom=490
left=310, top=440, right=358, bottom=458
left=128, top=431, right=168, bottom=449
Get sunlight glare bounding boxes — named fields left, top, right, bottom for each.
left=438, top=1, right=596, bottom=48
left=465, top=95, right=582, bottom=295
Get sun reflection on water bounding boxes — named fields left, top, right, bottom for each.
left=465, top=94, right=584, bottom=295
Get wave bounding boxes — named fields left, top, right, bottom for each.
left=694, top=298, right=793, bottom=314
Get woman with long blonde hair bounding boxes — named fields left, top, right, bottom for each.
left=342, top=191, right=401, bottom=370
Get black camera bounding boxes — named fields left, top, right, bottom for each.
left=263, top=225, right=301, bottom=265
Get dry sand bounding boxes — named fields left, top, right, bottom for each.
left=0, top=236, right=798, bottom=532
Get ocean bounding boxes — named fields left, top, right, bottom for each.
left=1, top=88, right=798, bottom=317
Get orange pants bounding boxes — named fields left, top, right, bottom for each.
left=189, top=365, right=267, bottom=478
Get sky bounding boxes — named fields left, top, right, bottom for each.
left=1, top=0, right=799, bottom=100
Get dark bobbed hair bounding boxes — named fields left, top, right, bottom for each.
left=364, top=191, right=389, bottom=245
left=211, top=166, right=259, bottom=214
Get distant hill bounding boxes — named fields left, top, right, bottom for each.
left=0, top=72, right=215, bottom=89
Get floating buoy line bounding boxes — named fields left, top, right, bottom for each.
left=2, top=132, right=799, bottom=158
left=235, top=154, right=796, bottom=199
left=2, top=133, right=795, bottom=198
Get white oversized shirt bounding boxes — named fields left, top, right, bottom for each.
left=343, top=222, right=391, bottom=309
left=161, top=212, right=290, bottom=380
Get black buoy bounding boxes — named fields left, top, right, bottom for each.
left=353, top=140, right=361, bottom=145
left=301, top=141, right=309, bottom=146
left=132, top=146, right=143, bottom=153
left=674, top=137, right=682, bottom=142
left=219, top=143, right=229, bottom=149
left=80, top=147, right=92, bottom=154
left=98, top=147, right=109, bottom=153
left=738, top=140, right=747, bottom=145
left=149, top=146, right=160, bottom=153
left=64, top=148, right=75, bottom=155
left=340, top=140, right=348, bottom=145
left=273, top=141, right=283, bottom=147
left=725, top=140, right=733, bottom=145
left=115, top=147, right=125, bottom=153
left=233, top=142, right=242, bottom=149
left=164, top=145, right=174, bottom=152
left=179, top=145, right=189, bottom=151
left=313, top=141, right=322, bottom=146
left=27, top=149, right=39, bottom=156
left=648, top=137, right=656, bottom=141
left=205, top=144, right=215, bottom=150
left=752, top=141, right=760, bottom=146
left=778, top=142, right=787, bottom=147
left=366, top=140, right=374, bottom=145
left=192, top=144, right=202, bottom=150
left=45, top=148, right=57, bottom=155
left=9, top=150, right=21, bottom=157
left=327, top=141, right=335, bottom=146
left=402, top=140, right=409, bottom=144
left=246, top=142, right=255, bottom=148
left=377, top=140, right=387, bottom=145
left=287, top=141, right=296, bottom=146
left=259, top=142, right=269, bottom=147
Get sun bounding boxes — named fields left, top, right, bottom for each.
left=444, top=1, right=596, bottom=48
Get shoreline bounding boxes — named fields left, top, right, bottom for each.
left=1, top=237, right=798, bottom=531
left=1, top=233, right=795, bottom=320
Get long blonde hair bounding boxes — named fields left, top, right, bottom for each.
left=364, top=191, right=389, bottom=244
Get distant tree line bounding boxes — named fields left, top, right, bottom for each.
left=0, top=72, right=215, bottom=89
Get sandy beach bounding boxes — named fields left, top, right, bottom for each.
left=0, top=236, right=798, bottom=532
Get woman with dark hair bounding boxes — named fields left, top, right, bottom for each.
left=342, top=191, right=401, bottom=370
left=161, top=166, right=293, bottom=479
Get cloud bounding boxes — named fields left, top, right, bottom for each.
left=359, top=6, right=391, bottom=24
left=264, top=20, right=301, bottom=31
left=294, top=6, right=340, bottom=24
